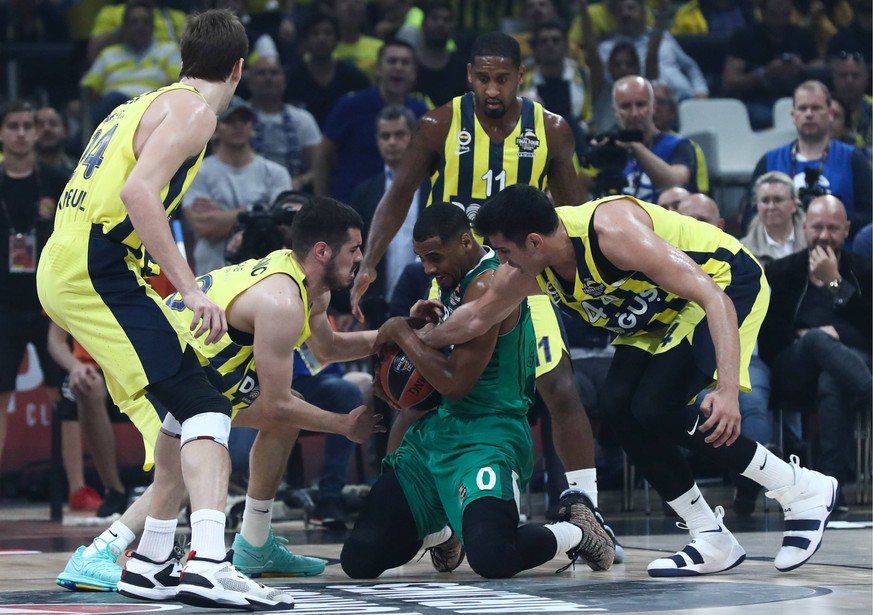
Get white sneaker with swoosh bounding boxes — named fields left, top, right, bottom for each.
left=647, top=506, right=746, bottom=577
left=766, top=455, right=840, bottom=572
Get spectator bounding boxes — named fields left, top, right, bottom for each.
left=351, top=106, right=427, bottom=302
left=313, top=39, right=428, bottom=203
left=722, top=0, right=820, bottom=129
left=759, top=195, right=872, bottom=514
left=597, top=0, right=709, bottom=102
left=676, top=191, right=724, bottom=227
left=182, top=97, right=291, bottom=274
left=411, top=1, right=468, bottom=107
left=87, top=0, right=186, bottom=62
left=285, top=13, right=370, bottom=129
left=47, top=322, right=129, bottom=518
left=670, top=0, right=754, bottom=35
left=656, top=184, right=690, bottom=210
left=652, top=80, right=677, bottom=132
left=593, top=76, right=703, bottom=202
left=522, top=21, right=591, bottom=156
left=742, top=171, right=808, bottom=266
left=748, top=80, right=872, bottom=236
left=826, top=0, right=872, bottom=64
left=332, top=0, right=384, bottom=80
left=829, top=50, right=871, bottom=155
left=206, top=0, right=283, bottom=59
left=373, top=0, right=415, bottom=41
left=0, top=0, right=69, bottom=43
left=590, top=41, right=642, bottom=133
left=246, top=54, right=321, bottom=192
left=568, top=0, right=655, bottom=50
left=512, top=0, right=569, bottom=64
left=81, top=1, right=181, bottom=125
left=852, top=221, right=873, bottom=255
left=34, top=107, right=76, bottom=176
left=0, top=101, right=67, bottom=471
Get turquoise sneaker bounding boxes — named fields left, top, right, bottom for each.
left=232, top=530, right=326, bottom=578
left=56, top=543, right=122, bottom=591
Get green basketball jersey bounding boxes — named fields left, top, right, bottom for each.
left=438, top=249, right=536, bottom=417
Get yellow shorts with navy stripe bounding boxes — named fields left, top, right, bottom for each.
left=428, top=281, right=565, bottom=378
left=37, top=224, right=204, bottom=405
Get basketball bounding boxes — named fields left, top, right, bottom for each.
left=377, top=347, right=442, bottom=411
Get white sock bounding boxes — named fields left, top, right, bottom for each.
left=240, top=496, right=273, bottom=548
left=545, top=522, right=583, bottom=557
left=667, top=485, right=718, bottom=533
left=565, top=469, right=598, bottom=508
left=190, top=509, right=227, bottom=561
left=740, top=442, right=796, bottom=491
left=421, top=525, right=452, bottom=549
left=84, top=520, right=135, bottom=558
left=137, top=516, right=178, bottom=562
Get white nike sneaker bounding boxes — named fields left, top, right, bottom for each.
left=766, top=455, right=840, bottom=572
left=647, top=506, right=746, bottom=577
left=117, top=546, right=183, bottom=601
left=177, top=550, right=294, bottom=611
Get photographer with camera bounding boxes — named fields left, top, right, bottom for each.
left=748, top=81, right=871, bottom=240
left=182, top=96, right=292, bottom=275
left=582, top=76, right=702, bottom=200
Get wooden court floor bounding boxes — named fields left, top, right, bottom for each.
left=0, top=487, right=871, bottom=615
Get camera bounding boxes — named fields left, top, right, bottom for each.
left=582, top=129, right=644, bottom=197
left=797, top=168, right=828, bottom=210
left=224, top=191, right=313, bottom=264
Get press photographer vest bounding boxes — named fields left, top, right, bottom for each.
left=622, top=131, right=698, bottom=202
left=764, top=139, right=857, bottom=215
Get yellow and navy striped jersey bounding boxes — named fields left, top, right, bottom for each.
left=537, top=197, right=750, bottom=344
left=163, top=249, right=311, bottom=411
left=56, top=83, right=206, bottom=252
left=429, top=93, right=550, bottom=226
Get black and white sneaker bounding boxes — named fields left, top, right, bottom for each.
left=555, top=489, right=615, bottom=572
left=647, top=506, right=746, bottom=577
left=117, top=546, right=183, bottom=601
left=427, top=530, right=466, bottom=572
left=177, top=550, right=294, bottom=611
left=766, top=456, right=840, bottom=572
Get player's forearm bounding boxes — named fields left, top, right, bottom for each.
left=362, top=194, right=413, bottom=271
left=122, top=189, right=199, bottom=294
left=702, top=293, right=741, bottom=391
left=420, top=301, right=495, bottom=348
left=390, top=321, right=464, bottom=397
left=317, top=329, right=378, bottom=363
left=265, top=391, right=355, bottom=436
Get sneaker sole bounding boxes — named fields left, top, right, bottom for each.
left=775, top=480, right=839, bottom=573
left=177, top=586, right=293, bottom=611
left=56, top=574, right=116, bottom=592
left=240, top=562, right=326, bottom=578
left=117, top=581, right=178, bottom=601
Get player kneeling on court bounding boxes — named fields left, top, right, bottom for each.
left=340, top=203, right=614, bottom=579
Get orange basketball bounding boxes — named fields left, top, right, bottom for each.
left=377, top=347, right=442, bottom=411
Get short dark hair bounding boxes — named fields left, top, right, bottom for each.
left=609, top=41, right=641, bottom=67
left=123, top=0, right=153, bottom=23
left=376, top=104, right=417, bottom=131
left=290, top=197, right=363, bottom=257
left=531, top=20, right=567, bottom=44
left=413, top=202, right=471, bottom=243
left=0, top=100, right=35, bottom=127
left=301, top=12, right=338, bottom=39
left=377, top=38, right=416, bottom=64
left=475, top=185, right=558, bottom=245
left=470, top=32, right=521, bottom=68
left=180, top=10, right=249, bottom=82
left=423, top=0, right=453, bottom=19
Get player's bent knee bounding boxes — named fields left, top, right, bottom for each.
left=181, top=412, right=231, bottom=448
left=340, top=540, right=384, bottom=579
left=147, top=346, right=232, bottom=428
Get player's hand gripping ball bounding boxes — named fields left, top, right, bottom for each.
left=377, top=347, right=441, bottom=411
